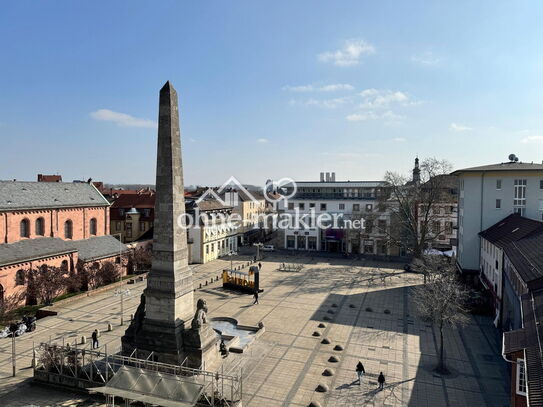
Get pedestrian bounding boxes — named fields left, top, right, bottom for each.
left=355, top=361, right=365, bottom=385
left=258, top=262, right=262, bottom=270
left=91, top=329, right=99, bottom=349
left=253, top=290, right=259, bottom=305
left=378, top=372, right=385, bottom=390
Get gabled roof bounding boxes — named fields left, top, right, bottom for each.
left=504, top=233, right=543, bottom=284
left=186, top=198, right=232, bottom=212
left=452, top=161, right=543, bottom=174
left=0, top=238, right=77, bottom=267
left=0, top=181, right=110, bottom=211
left=71, top=235, right=129, bottom=262
left=479, top=214, right=543, bottom=249
left=111, top=193, right=155, bottom=209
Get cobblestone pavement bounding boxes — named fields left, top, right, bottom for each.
left=0, top=254, right=509, bottom=406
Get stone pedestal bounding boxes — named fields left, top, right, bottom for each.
left=183, top=324, right=220, bottom=370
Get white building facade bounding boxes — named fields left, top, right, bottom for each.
left=279, top=173, right=394, bottom=255
left=452, top=160, right=543, bottom=272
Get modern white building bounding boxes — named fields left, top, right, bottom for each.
left=279, top=172, right=393, bottom=255
left=451, top=157, right=543, bottom=273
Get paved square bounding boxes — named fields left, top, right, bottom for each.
left=0, top=254, right=509, bottom=406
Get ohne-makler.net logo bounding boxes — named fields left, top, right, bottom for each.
left=177, top=176, right=367, bottom=232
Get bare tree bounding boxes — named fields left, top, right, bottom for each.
left=413, top=256, right=469, bottom=374
left=26, top=265, right=68, bottom=305
left=128, top=248, right=152, bottom=274
left=0, top=293, right=24, bottom=324
left=95, top=261, right=120, bottom=287
left=383, top=158, right=456, bottom=258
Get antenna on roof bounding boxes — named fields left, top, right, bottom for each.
left=508, top=154, right=518, bottom=163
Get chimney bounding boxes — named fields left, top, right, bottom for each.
left=325, top=172, right=330, bottom=182
left=320, top=172, right=325, bottom=182
left=331, top=172, right=336, bottom=182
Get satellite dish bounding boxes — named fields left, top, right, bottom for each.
left=508, top=154, right=518, bottom=162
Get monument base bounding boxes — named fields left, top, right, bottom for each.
left=183, top=324, right=221, bottom=370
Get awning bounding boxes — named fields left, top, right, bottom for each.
left=89, top=365, right=204, bottom=407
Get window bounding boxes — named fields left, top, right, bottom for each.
left=353, top=204, right=360, bottom=211
left=517, top=359, right=527, bottom=396
left=496, top=199, right=501, bottom=209
left=514, top=179, right=527, bottom=214
left=339, top=203, right=345, bottom=210
left=287, top=235, right=295, bottom=249
left=15, top=270, right=25, bottom=286
left=119, top=209, right=125, bottom=216
left=320, top=203, right=327, bottom=211
left=308, top=236, right=317, bottom=250
left=288, top=202, right=294, bottom=210
left=205, top=245, right=209, bottom=254
left=35, top=217, right=45, bottom=236
left=90, top=218, right=97, bottom=235
left=20, top=219, right=30, bottom=238
left=378, top=220, right=387, bottom=233
left=539, top=199, right=543, bottom=211
left=144, top=209, right=151, bottom=217
left=64, top=220, right=73, bottom=239
left=309, top=203, right=315, bottom=208
left=365, top=220, right=373, bottom=234
left=445, top=222, right=453, bottom=235
left=365, top=204, right=373, bottom=212
left=126, top=223, right=132, bottom=238
left=61, top=260, right=69, bottom=272
left=140, top=222, right=146, bottom=232
left=299, top=203, right=305, bottom=210
left=116, top=221, right=121, bottom=231
left=540, top=180, right=543, bottom=190
left=496, top=179, right=502, bottom=190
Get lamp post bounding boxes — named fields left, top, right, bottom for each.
left=253, top=243, right=263, bottom=261
left=112, top=233, right=125, bottom=326
left=227, top=251, right=237, bottom=271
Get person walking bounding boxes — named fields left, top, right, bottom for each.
left=253, top=290, right=259, bottom=305
left=258, top=262, right=262, bottom=270
left=355, top=361, right=365, bottom=385
left=378, top=372, right=385, bottom=390
left=91, top=329, right=99, bottom=349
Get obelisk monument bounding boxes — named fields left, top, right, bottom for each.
left=122, top=82, right=218, bottom=368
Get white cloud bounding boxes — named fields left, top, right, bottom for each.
left=346, top=110, right=404, bottom=122
left=90, top=109, right=156, bottom=128
left=449, top=123, right=472, bottom=132
left=318, top=39, right=375, bottom=67
left=283, top=83, right=354, bottom=92
left=411, top=51, right=441, bottom=66
left=359, top=89, right=412, bottom=109
left=392, top=137, right=406, bottom=142
left=521, top=135, right=543, bottom=144
left=257, top=138, right=269, bottom=143
left=290, top=96, right=352, bottom=109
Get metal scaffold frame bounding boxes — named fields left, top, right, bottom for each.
left=34, top=343, right=242, bottom=406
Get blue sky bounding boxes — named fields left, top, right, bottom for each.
left=1, top=1, right=543, bottom=186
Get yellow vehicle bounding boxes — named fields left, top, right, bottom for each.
left=222, top=265, right=262, bottom=294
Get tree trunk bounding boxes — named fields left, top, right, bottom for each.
left=436, top=325, right=448, bottom=374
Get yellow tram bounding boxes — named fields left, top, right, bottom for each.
left=222, top=265, right=262, bottom=294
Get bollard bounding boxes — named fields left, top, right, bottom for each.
left=205, top=280, right=208, bottom=286
left=81, top=336, right=86, bottom=345
left=199, top=283, right=202, bottom=289
left=107, top=323, right=112, bottom=332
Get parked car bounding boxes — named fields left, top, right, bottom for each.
left=262, top=245, right=275, bottom=252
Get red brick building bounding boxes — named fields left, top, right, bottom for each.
left=0, top=181, right=128, bottom=305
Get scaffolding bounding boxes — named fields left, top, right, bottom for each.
left=33, top=343, right=242, bottom=406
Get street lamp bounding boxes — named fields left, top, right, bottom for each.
left=227, top=251, right=237, bottom=271
left=253, top=243, right=264, bottom=261
left=112, top=233, right=126, bottom=326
